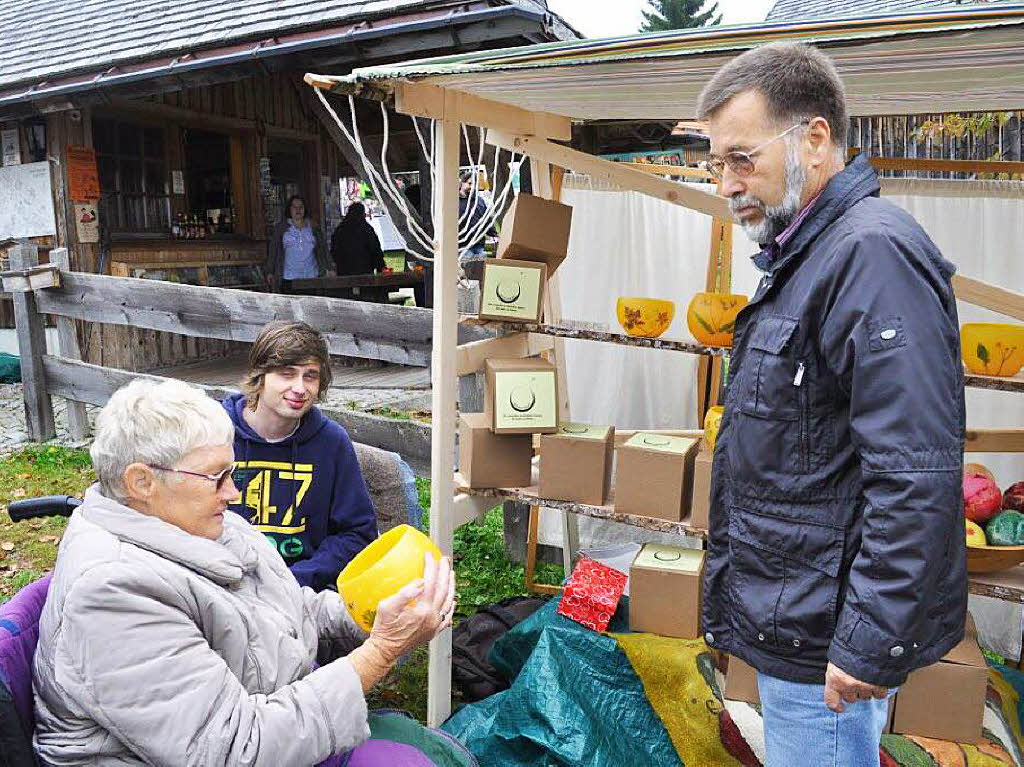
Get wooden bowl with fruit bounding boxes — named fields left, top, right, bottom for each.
left=965, top=466, right=1024, bottom=573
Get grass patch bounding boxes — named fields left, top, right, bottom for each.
left=368, top=406, right=431, bottom=424
left=0, top=445, right=94, bottom=602
left=2, top=450, right=563, bottom=724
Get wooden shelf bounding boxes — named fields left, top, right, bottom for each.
left=969, top=567, right=1024, bottom=603
left=459, top=316, right=728, bottom=357
left=965, top=371, right=1024, bottom=394
left=454, top=473, right=707, bottom=540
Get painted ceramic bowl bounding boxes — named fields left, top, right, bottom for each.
left=337, top=524, right=442, bottom=631
left=703, top=406, right=724, bottom=451
left=616, top=297, right=675, bottom=338
left=686, top=292, right=748, bottom=347
left=967, top=544, right=1024, bottom=573
left=960, top=323, right=1024, bottom=377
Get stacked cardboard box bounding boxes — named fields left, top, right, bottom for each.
left=478, top=259, right=547, bottom=323
left=615, top=433, right=699, bottom=522
left=484, top=357, right=559, bottom=435
left=539, top=423, right=614, bottom=505
left=629, top=543, right=704, bottom=639
left=496, top=193, right=573, bottom=275
left=458, top=412, right=533, bottom=489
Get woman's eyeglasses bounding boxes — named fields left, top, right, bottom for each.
left=149, top=465, right=235, bottom=491
left=702, top=120, right=809, bottom=180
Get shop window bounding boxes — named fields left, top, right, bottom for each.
left=93, top=118, right=170, bottom=234
left=183, top=129, right=236, bottom=235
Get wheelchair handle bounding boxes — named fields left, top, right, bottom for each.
left=7, top=495, right=81, bottom=522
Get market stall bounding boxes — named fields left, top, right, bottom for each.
left=307, top=4, right=1024, bottom=759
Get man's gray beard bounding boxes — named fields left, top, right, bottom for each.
left=731, top=140, right=807, bottom=246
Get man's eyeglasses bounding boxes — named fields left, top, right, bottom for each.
left=702, top=120, right=810, bottom=180
left=149, top=465, right=235, bottom=491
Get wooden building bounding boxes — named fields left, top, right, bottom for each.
left=0, top=0, right=578, bottom=370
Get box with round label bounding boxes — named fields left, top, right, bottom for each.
left=614, top=433, right=699, bottom=522
left=629, top=543, right=704, bottom=639
left=484, top=357, right=559, bottom=435
left=478, top=258, right=547, bottom=323
left=539, top=423, right=615, bottom=505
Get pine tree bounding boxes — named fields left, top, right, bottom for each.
left=640, top=0, right=722, bottom=32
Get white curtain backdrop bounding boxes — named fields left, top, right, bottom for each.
left=540, top=173, right=1024, bottom=655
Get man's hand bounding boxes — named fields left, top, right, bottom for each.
left=824, top=662, right=888, bottom=713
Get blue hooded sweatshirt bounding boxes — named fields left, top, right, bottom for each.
left=223, top=393, right=378, bottom=591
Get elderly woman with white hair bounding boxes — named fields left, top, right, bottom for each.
left=32, top=379, right=455, bottom=766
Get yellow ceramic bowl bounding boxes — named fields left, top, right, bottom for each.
left=686, top=292, right=748, bottom=347
left=960, top=323, right=1024, bottom=377
left=337, top=524, right=442, bottom=631
left=616, top=297, right=675, bottom=338
left=703, top=406, right=724, bottom=451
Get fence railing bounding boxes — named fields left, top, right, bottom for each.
left=1, top=241, right=488, bottom=444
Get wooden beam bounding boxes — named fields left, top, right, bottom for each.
left=0, top=264, right=61, bottom=292
left=953, top=274, right=1024, bottom=322
left=395, top=82, right=571, bottom=141
left=488, top=130, right=731, bottom=220
left=427, top=103, right=460, bottom=729
left=865, top=155, right=1024, bottom=175
left=632, top=163, right=714, bottom=180
left=48, top=249, right=90, bottom=441
left=108, top=97, right=319, bottom=142
left=456, top=332, right=555, bottom=377
left=964, top=428, right=1024, bottom=453
left=9, top=244, right=55, bottom=442
left=453, top=492, right=496, bottom=528
left=33, top=272, right=440, bottom=366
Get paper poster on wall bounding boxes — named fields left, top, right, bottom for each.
left=0, top=161, right=56, bottom=239
left=74, top=202, right=99, bottom=243
left=1, top=129, right=21, bottom=166
left=66, top=145, right=100, bottom=200
left=172, top=170, right=185, bottom=195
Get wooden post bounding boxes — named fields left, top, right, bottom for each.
left=48, top=248, right=90, bottom=441
left=10, top=242, right=56, bottom=442
left=426, top=101, right=460, bottom=729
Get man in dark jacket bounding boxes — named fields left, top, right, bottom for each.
left=223, top=321, right=378, bottom=591
left=698, top=43, right=966, bottom=766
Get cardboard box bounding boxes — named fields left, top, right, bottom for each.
left=458, top=412, right=533, bottom=489
left=539, top=423, right=614, bottom=505
left=496, top=193, right=573, bottom=275
left=690, top=446, right=714, bottom=530
left=891, top=616, right=987, bottom=743
left=629, top=544, right=704, bottom=638
left=723, top=655, right=760, bottom=704
left=614, top=433, right=699, bottom=521
left=478, top=258, right=547, bottom=323
left=484, top=357, right=559, bottom=435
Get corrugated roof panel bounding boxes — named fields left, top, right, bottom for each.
left=766, top=0, right=1011, bottom=22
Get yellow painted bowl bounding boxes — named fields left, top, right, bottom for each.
left=703, top=406, right=724, bottom=451
left=967, top=545, right=1024, bottom=573
left=686, top=292, right=748, bottom=347
left=960, top=323, right=1024, bottom=377
left=616, top=297, right=675, bottom=338
left=337, top=524, right=442, bottom=631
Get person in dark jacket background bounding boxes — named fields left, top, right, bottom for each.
left=331, top=202, right=386, bottom=276
left=697, top=43, right=966, bottom=766
left=223, top=321, right=378, bottom=591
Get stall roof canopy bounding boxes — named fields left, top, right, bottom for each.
left=0, top=0, right=578, bottom=99
left=329, top=3, right=1024, bottom=120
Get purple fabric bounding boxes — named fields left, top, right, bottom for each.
left=0, top=574, right=51, bottom=736
left=318, top=739, right=436, bottom=767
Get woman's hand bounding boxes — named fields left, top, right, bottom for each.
left=346, top=554, right=455, bottom=692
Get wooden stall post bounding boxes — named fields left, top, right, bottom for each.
left=426, top=99, right=460, bottom=729
left=48, top=248, right=90, bottom=441
left=9, top=242, right=56, bottom=441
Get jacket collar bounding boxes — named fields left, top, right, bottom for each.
left=79, top=484, right=259, bottom=587
left=766, top=153, right=881, bottom=276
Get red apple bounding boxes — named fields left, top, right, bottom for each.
left=964, top=474, right=1003, bottom=523
left=1004, top=481, right=1024, bottom=513
left=965, top=462, right=996, bottom=484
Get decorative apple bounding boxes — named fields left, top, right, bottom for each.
left=964, top=462, right=996, bottom=484
left=964, top=474, right=1002, bottom=523
left=966, top=519, right=987, bottom=547
left=1004, top=481, right=1024, bottom=513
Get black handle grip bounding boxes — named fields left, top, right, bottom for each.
left=7, top=495, right=81, bottom=522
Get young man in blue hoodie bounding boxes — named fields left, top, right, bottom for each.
left=223, top=321, right=378, bottom=591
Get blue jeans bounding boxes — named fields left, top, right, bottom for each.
left=757, top=671, right=894, bottom=767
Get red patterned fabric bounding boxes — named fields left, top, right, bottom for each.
left=556, top=557, right=626, bottom=632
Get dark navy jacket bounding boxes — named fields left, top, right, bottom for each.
left=702, top=155, right=967, bottom=687
left=223, top=393, right=378, bottom=591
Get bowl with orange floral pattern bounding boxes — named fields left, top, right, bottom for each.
left=616, top=297, right=675, bottom=339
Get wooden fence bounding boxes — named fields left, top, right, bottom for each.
left=2, top=241, right=489, bottom=445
